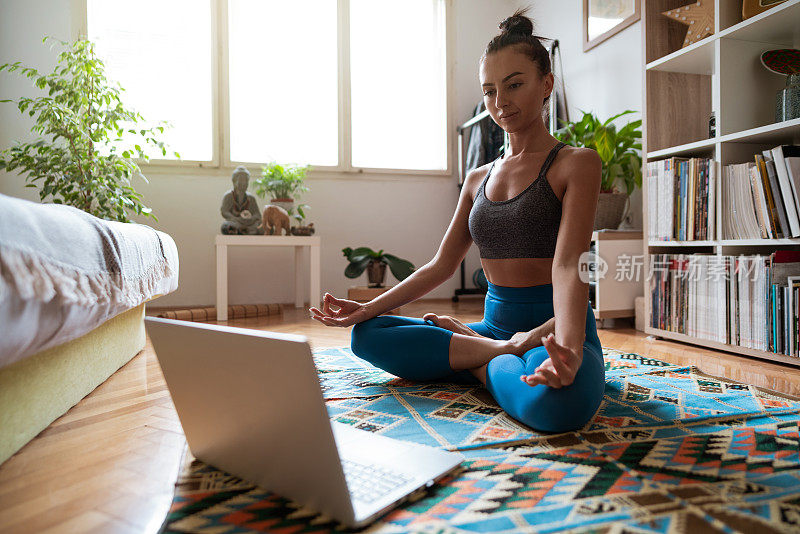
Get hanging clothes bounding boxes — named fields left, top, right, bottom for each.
left=543, top=83, right=571, bottom=134
left=464, top=101, right=505, bottom=174
left=551, top=38, right=571, bottom=132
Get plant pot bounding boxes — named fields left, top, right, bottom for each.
left=290, top=223, right=315, bottom=236
left=366, top=259, right=387, bottom=288
left=594, top=192, right=629, bottom=230
left=270, top=198, right=293, bottom=214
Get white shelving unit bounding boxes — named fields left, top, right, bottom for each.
left=641, top=0, right=800, bottom=366
left=590, top=230, right=643, bottom=328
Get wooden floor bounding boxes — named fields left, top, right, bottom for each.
left=1, top=297, right=799, bottom=533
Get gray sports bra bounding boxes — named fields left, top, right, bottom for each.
left=468, top=141, right=565, bottom=259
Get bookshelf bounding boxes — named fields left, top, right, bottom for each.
left=641, top=0, right=800, bottom=366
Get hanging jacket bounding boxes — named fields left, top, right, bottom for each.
left=464, top=101, right=505, bottom=174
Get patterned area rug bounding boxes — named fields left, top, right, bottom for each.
left=159, top=346, right=800, bottom=533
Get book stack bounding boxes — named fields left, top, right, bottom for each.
left=649, top=251, right=800, bottom=356
left=648, top=253, right=730, bottom=344
left=721, top=145, right=800, bottom=239
left=647, top=156, right=715, bottom=241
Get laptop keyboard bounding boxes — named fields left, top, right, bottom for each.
left=340, top=458, right=413, bottom=503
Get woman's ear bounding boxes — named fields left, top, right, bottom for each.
left=542, top=71, right=554, bottom=101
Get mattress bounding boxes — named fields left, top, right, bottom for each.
left=0, top=193, right=179, bottom=368
left=0, top=302, right=147, bottom=465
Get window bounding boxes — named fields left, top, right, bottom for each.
left=228, top=0, right=339, bottom=166
left=349, top=0, right=447, bottom=170
left=87, top=0, right=213, bottom=162
left=84, top=0, right=450, bottom=172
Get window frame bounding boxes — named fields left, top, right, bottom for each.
left=74, top=0, right=455, bottom=177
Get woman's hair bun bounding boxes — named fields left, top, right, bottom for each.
left=498, top=8, right=533, bottom=36
left=484, top=6, right=550, bottom=84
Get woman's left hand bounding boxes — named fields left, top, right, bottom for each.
left=520, top=333, right=582, bottom=388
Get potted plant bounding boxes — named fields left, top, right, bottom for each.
left=554, top=109, right=642, bottom=230
left=289, top=204, right=315, bottom=236
left=252, top=161, right=310, bottom=216
left=342, top=247, right=415, bottom=288
left=0, top=37, right=178, bottom=223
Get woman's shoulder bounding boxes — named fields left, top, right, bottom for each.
left=546, top=145, right=600, bottom=201
left=463, top=160, right=495, bottom=202
left=466, top=159, right=495, bottom=181
left=559, top=144, right=600, bottom=165
left=558, top=145, right=601, bottom=184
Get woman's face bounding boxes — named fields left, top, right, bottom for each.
left=479, top=46, right=552, bottom=134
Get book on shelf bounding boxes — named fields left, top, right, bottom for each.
left=647, top=156, right=715, bottom=241
left=756, top=153, right=789, bottom=238
left=749, top=161, right=771, bottom=239
left=770, top=251, right=800, bottom=355
left=787, top=276, right=800, bottom=357
left=768, top=145, right=800, bottom=237
left=648, top=145, right=800, bottom=242
left=723, top=161, right=768, bottom=239
left=648, top=250, right=800, bottom=356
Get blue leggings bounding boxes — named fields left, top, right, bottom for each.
left=349, top=281, right=605, bottom=433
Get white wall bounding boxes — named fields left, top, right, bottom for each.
left=524, top=0, right=643, bottom=229
left=0, top=0, right=643, bottom=308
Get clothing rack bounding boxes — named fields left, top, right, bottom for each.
left=452, top=38, right=566, bottom=302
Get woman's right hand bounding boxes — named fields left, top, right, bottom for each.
left=309, top=292, right=373, bottom=327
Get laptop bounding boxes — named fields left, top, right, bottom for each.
left=145, top=316, right=465, bottom=528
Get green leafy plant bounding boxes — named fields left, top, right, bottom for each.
left=252, top=160, right=311, bottom=223
left=554, top=109, right=642, bottom=195
left=254, top=161, right=310, bottom=200
left=292, top=204, right=311, bottom=224
left=0, top=37, right=179, bottom=222
left=342, top=247, right=415, bottom=281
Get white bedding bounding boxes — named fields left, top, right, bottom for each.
left=0, top=194, right=179, bottom=369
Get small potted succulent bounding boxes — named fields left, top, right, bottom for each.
left=554, top=109, right=642, bottom=230
left=289, top=205, right=315, bottom=236
left=342, top=247, right=415, bottom=288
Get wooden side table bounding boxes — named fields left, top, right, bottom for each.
left=215, top=235, right=321, bottom=321
left=348, top=286, right=402, bottom=315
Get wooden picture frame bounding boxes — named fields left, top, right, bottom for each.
left=583, top=0, right=641, bottom=52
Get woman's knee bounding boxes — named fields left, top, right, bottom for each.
left=350, top=315, right=428, bottom=372
left=350, top=316, right=385, bottom=359
left=514, top=392, right=593, bottom=433
left=498, top=349, right=604, bottom=433
left=486, top=352, right=525, bottom=377
left=485, top=356, right=569, bottom=432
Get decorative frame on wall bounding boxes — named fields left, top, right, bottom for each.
left=583, top=0, right=640, bottom=52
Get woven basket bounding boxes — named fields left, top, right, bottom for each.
left=594, top=192, right=628, bottom=230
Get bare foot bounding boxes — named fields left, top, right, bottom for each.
left=469, top=363, right=488, bottom=384
left=507, top=330, right=544, bottom=356
left=422, top=313, right=484, bottom=337
left=423, top=313, right=494, bottom=383
left=463, top=332, right=545, bottom=386
left=469, top=329, right=552, bottom=386
left=506, top=317, right=557, bottom=356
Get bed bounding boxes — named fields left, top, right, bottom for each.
left=0, top=193, right=179, bottom=464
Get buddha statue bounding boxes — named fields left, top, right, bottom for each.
left=220, top=166, right=263, bottom=235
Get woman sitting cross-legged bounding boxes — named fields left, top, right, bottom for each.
left=310, top=7, right=605, bottom=434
